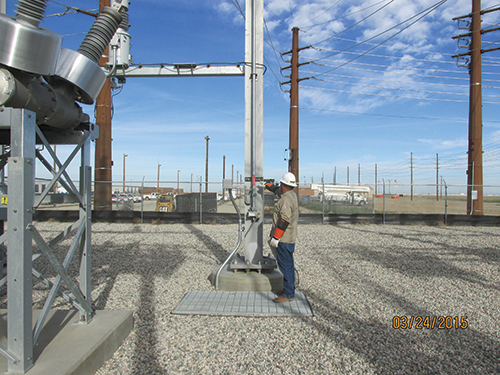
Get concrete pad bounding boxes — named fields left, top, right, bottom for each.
left=0, top=309, right=133, bottom=375
left=209, top=265, right=283, bottom=292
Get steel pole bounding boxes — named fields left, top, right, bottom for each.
left=244, top=0, right=264, bottom=265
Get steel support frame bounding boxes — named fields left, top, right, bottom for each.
left=0, top=108, right=96, bottom=373
left=114, top=64, right=245, bottom=78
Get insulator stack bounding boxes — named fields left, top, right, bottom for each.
left=15, top=0, right=47, bottom=27
left=119, top=10, right=130, bottom=31
left=78, top=7, right=122, bottom=64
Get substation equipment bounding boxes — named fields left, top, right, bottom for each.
left=0, top=0, right=279, bottom=371
left=0, top=0, right=128, bottom=372
left=210, top=0, right=283, bottom=292
left=101, top=0, right=281, bottom=292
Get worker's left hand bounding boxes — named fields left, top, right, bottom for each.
left=269, top=237, right=280, bottom=248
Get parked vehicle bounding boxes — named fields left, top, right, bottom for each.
left=322, top=191, right=367, bottom=205
left=349, top=192, right=368, bottom=206
left=156, top=195, right=174, bottom=212
left=118, top=193, right=132, bottom=202
left=127, top=193, right=141, bottom=203
left=144, top=192, right=160, bottom=200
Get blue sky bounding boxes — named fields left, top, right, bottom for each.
left=6, top=0, right=500, bottom=194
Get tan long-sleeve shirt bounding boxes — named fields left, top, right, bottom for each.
left=270, top=189, right=298, bottom=243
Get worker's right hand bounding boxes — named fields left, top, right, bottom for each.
left=265, top=183, right=278, bottom=193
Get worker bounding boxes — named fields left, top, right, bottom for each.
left=266, top=172, right=299, bottom=303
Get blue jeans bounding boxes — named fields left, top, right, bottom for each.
left=276, top=242, right=295, bottom=299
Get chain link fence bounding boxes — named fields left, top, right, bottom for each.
left=36, top=178, right=500, bottom=218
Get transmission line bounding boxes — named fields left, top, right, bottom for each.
left=308, top=1, right=448, bottom=78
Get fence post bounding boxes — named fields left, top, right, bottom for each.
left=141, top=177, right=144, bottom=223
left=322, top=173, right=325, bottom=224
left=383, top=179, right=386, bottom=224
left=199, top=181, right=203, bottom=224
left=444, top=179, right=448, bottom=225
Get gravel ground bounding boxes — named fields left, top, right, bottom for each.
left=8, top=222, right=500, bottom=375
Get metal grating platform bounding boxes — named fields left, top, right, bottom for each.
left=172, top=291, right=313, bottom=317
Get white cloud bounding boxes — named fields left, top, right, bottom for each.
left=418, top=138, right=467, bottom=149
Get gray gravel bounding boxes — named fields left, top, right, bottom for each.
left=17, top=223, right=500, bottom=374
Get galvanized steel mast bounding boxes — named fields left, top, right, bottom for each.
left=244, top=0, right=264, bottom=265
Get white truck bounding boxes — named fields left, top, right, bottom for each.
left=322, top=191, right=367, bottom=205
left=144, top=192, right=160, bottom=200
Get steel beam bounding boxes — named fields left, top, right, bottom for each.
left=113, top=64, right=244, bottom=78
left=7, top=109, right=36, bottom=373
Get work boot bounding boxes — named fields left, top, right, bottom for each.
left=273, top=295, right=294, bottom=303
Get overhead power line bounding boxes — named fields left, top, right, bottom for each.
left=311, top=77, right=487, bottom=97
left=308, top=0, right=448, bottom=78
left=310, top=59, right=469, bottom=75
left=300, top=0, right=393, bottom=31
left=229, top=0, right=245, bottom=19
left=301, top=70, right=471, bottom=89
left=307, top=47, right=461, bottom=66
left=311, top=0, right=396, bottom=46
left=297, top=0, right=344, bottom=29
left=299, top=106, right=474, bottom=123
left=300, top=85, right=500, bottom=104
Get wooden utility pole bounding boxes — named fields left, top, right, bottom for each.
left=452, top=1, right=500, bottom=214
left=281, top=28, right=311, bottom=187
left=288, top=27, right=299, bottom=184
left=94, top=0, right=112, bottom=210
left=467, top=0, right=483, bottom=214
left=410, top=153, right=414, bottom=201
left=122, top=153, right=127, bottom=192
left=436, top=153, right=439, bottom=201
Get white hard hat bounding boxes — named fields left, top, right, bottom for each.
left=280, top=172, right=297, bottom=187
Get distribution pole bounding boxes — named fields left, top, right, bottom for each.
left=205, top=135, right=210, bottom=193
left=223, top=155, right=226, bottom=180
left=410, top=152, right=414, bottom=201
left=452, top=1, right=498, bottom=214
left=157, top=163, right=161, bottom=193
left=281, top=28, right=311, bottom=186
left=374, top=164, right=377, bottom=196
left=436, top=153, right=439, bottom=201
left=122, top=153, right=127, bottom=192
left=467, top=0, right=483, bottom=215
left=177, top=170, right=180, bottom=195
left=288, top=27, right=299, bottom=184
left=94, top=0, right=112, bottom=210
